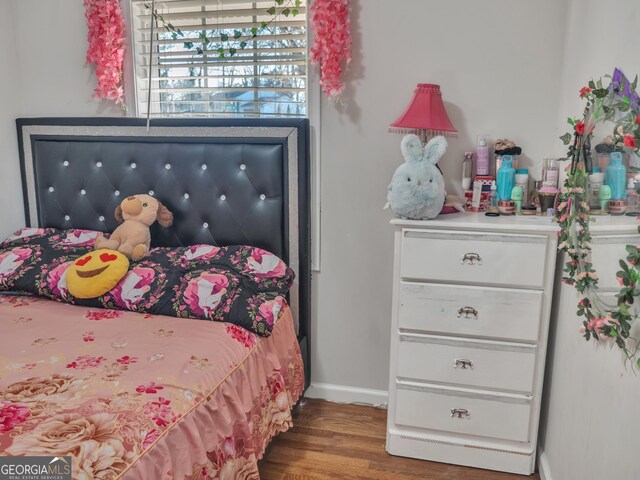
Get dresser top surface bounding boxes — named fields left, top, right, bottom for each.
left=391, top=212, right=640, bottom=234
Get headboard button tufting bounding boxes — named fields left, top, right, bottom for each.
left=220, top=195, right=226, bottom=201
left=260, top=194, right=266, bottom=200
left=165, top=164, right=171, bottom=169
left=48, top=187, right=54, bottom=192
left=240, top=164, right=246, bottom=171
left=149, top=190, right=154, bottom=196
left=96, top=161, right=102, bottom=167
left=99, top=216, right=105, bottom=222
left=64, top=215, right=70, bottom=221
left=203, top=222, right=209, bottom=228
left=131, top=162, right=136, bottom=169
left=201, top=164, right=207, bottom=170
left=63, top=161, right=69, bottom=166
left=115, top=190, right=120, bottom=196
left=81, top=189, right=86, bottom=195
left=184, top=193, right=189, bottom=199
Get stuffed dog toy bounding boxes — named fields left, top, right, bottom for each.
left=95, top=194, right=173, bottom=261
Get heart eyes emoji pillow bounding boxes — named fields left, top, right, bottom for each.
left=66, top=249, right=130, bottom=299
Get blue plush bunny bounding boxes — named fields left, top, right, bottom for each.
left=386, top=134, right=447, bottom=220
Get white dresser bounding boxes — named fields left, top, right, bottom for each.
left=386, top=213, right=558, bottom=475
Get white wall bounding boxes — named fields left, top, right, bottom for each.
left=539, top=1, right=640, bottom=479
left=311, top=0, right=568, bottom=397
left=11, top=1, right=124, bottom=118
left=0, top=0, right=124, bottom=238
left=1, top=1, right=569, bottom=399
left=0, top=2, right=24, bottom=238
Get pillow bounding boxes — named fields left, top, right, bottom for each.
left=0, top=228, right=295, bottom=336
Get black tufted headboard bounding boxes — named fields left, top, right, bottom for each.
left=16, top=117, right=310, bottom=389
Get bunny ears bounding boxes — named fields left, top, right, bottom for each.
left=400, top=134, right=448, bottom=165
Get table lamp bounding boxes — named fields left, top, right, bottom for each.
left=389, top=84, right=458, bottom=144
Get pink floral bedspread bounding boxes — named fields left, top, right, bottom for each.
left=0, top=294, right=304, bottom=479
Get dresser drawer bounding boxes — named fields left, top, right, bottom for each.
left=397, top=335, right=537, bottom=392
left=400, top=229, right=548, bottom=289
left=395, top=384, right=532, bottom=442
left=398, top=282, right=543, bottom=342
left=590, top=235, right=637, bottom=290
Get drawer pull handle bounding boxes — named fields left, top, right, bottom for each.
left=454, top=358, right=474, bottom=370
left=461, top=252, right=482, bottom=265
left=457, top=306, right=478, bottom=319
left=450, top=408, right=470, bottom=419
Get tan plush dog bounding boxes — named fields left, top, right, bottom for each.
left=95, top=194, right=173, bottom=261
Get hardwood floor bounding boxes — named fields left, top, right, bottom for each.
left=258, top=399, right=540, bottom=480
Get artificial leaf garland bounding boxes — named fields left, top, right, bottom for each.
left=558, top=68, right=640, bottom=365
left=84, top=0, right=126, bottom=105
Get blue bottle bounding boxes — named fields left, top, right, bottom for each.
left=497, top=155, right=516, bottom=201
left=605, top=151, right=627, bottom=200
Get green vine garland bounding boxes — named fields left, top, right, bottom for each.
left=558, top=69, right=640, bottom=366
left=144, top=0, right=302, bottom=59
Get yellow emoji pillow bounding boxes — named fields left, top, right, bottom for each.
left=66, top=249, right=129, bottom=299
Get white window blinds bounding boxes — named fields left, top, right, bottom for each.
left=130, top=0, right=308, bottom=117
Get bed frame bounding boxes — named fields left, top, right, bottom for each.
left=16, top=117, right=311, bottom=390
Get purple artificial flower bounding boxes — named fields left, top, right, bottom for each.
left=610, top=68, right=640, bottom=110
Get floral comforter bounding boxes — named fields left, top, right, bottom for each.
left=0, top=294, right=304, bottom=479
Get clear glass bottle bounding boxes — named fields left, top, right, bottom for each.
left=627, top=178, right=639, bottom=211
left=487, top=181, right=498, bottom=212
left=542, top=158, right=559, bottom=189
left=462, top=152, right=474, bottom=191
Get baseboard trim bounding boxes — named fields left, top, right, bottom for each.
left=537, top=449, right=553, bottom=480
left=305, top=382, right=388, bottom=407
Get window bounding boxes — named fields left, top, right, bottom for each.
left=129, top=0, right=308, bottom=118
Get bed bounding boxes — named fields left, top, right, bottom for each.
left=0, top=118, right=311, bottom=480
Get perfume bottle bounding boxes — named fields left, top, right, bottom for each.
left=476, top=135, right=489, bottom=176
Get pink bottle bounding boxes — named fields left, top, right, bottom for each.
left=476, top=135, right=489, bottom=176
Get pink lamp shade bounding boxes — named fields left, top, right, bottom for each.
left=389, top=84, right=457, bottom=138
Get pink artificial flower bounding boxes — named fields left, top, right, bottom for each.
left=587, top=317, right=606, bottom=334
left=84, top=0, right=126, bottom=105
left=624, top=135, right=636, bottom=148
left=309, top=0, right=351, bottom=98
